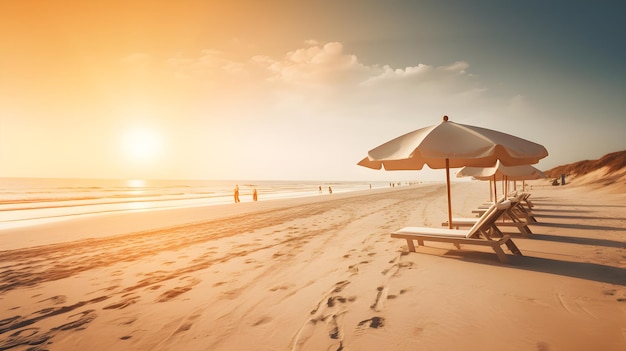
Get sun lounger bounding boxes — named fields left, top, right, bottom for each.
left=520, top=192, right=534, bottom=208
left=391, top=201, right=522, bottom=263
left=442, top=208, right=533, bottom=237
left=443, top=195, right=535, bottom=237
left=472, top=193, right=536, bottom=222
left=506, top=195, right=537, bottom=223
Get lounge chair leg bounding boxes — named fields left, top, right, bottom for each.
left=516, top=225, right=530, bottom=238
left=503, top=238, right=523, bottom=256
left=406, top=239, right=416, bottom=252
left=491, top=225, right=504, bottom=238
left=492, top=245, right=509, bottom=263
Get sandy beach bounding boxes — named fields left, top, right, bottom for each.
left=1, top=181, right=625, bottom=351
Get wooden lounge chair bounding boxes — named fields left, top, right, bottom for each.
left=507, top=195, right=537, bottom=223
left=472, top=193, right=536, bottom=222
left=442, top=198, right=534, bottom=237
left=391, top=201, right=522, bottom=263
left=520, top=192, right=534, bottom=208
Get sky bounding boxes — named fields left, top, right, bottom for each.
left=1, top=0, right=624, bottom=181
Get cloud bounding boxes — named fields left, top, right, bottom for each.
left=265, top=42, right=366, bottom=85
left=156, top=41, right=523, bottom=128
left=361, top=60, right=475, bottom=93
left=163, top=42, right=369, bottom=89
left=161, top=41, right=481, bottom=97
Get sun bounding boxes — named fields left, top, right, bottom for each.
left=121, top=127, right=163, bottom=162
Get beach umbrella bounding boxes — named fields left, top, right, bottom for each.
left=456, top=160, right=547, bottom=200
left=357, top=116, right=548, bottom=228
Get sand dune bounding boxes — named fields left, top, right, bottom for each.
left=1, top=181, right=625, bottom=350
left=544, top=150, right=626, bottom=193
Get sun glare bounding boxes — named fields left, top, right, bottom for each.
left=127, top=179, right=146, bottom=188
left=122, top=127, right=163, bottom=162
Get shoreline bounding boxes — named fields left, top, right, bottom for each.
left=0, top=178, right=409, bottom=234
left=0, top=184, right=434, bottom=251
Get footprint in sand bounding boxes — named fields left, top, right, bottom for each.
left=292, top=281, right=355, bottom=350
left=115, top=317, right=137, bottom=326
left=381, top=253, right=415, bottom=276
left=103, top=296, right=140, bottom=310
left=173, top=311, right=202, bottom=335
left=0, top=327, right=50, bottom=350
left=269, top=284, right=292, bottom=292
left=357, top=316, right=385, bottom=330
left=156, top=286, right=192, bottom=302
left=38, top=295, right=67, bottom=305
left=370, top=286, right=389, bottom=312
left=53, top=309, right=98, bottom=331
left=252, top=316, right=272, bottom=326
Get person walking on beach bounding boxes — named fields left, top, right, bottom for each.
left=234, top=185, right=240, bottom=203
left=319, top=186, right=322, bottom=194
left=252, top=188, right=258, bottom=201
left=328, top=186, right=333, bottom=194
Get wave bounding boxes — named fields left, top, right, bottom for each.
left=0, top=178, right=391, bottom=230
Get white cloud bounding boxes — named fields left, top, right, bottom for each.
left=262, top=42, right=369, bottom=88
left=443, top=61, right=469, bottom=73
left=361, top=64, right=433, bottom=85
left=361, top=60, right=475, bottom=95
left=161, top=41, right=481, bottom=101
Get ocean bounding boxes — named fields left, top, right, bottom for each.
left=0, top=178, right=392, bottom=230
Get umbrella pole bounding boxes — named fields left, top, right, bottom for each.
left=493, top=174, right=497, bottom=201
left=446, top=158, right=453, bottom=229
left=505, top=176, right=509, bottom=196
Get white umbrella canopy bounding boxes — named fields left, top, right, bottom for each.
left=357, top=116, right=548, bottom=170
left=358, top=116, right=549, bottom=228
left=456, top=160, right=547, bottom=201
left=456, top=160, right=546, bottom=181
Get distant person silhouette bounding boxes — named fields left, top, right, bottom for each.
left=253, top=188, right=258, bottom=201
left=234, top=185, right=240, bottom=203
left=328, top=186, right=333, bottom=194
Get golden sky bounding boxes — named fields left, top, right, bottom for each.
left=1, top=1, right=624, bottom=180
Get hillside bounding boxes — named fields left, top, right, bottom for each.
left=543, top=150, right=626, bottom=190
left=545, top=150, right=626, bottom=178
